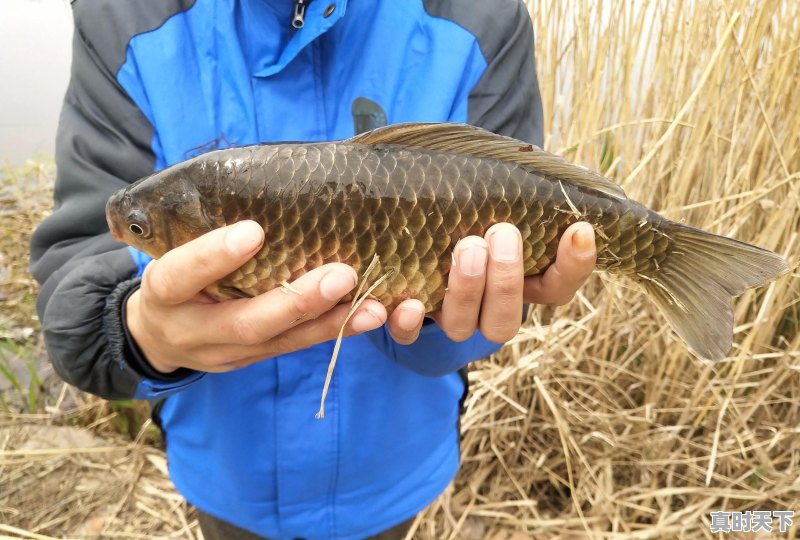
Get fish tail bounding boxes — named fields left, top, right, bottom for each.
left=640, top=225, right=790, bottom=360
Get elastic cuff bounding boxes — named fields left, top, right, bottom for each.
left=105, top=278, right=195, bottom=382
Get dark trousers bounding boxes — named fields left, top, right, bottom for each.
left=197, top=510, right=414, bottom=540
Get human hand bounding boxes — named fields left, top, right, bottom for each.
left=125, top=221, right=387, bottom=373
left=385, top=222, right=596, bottom=345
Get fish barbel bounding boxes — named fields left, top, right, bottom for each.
left=106, top=123, right=789, bottom=360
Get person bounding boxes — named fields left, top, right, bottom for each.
left=29, top=1, right=596, bottom=538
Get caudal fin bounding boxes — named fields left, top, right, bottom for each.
left=641, top=226, right=790, bottom=360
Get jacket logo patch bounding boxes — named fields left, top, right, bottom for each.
left=352, top=97, right=387, bottom=135
left=183, top=134, right=234, bottom=159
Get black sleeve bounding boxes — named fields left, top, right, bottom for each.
left=29, top=5, right=160, bottom=399
left=464, top=0, right=544, bottom=146
left=424, top=0, right=544, bottom=145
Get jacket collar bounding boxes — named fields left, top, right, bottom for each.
left=253, top=0, right=348, bottom=77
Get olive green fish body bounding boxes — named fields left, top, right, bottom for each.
left=185, top=142, right=671, bottom=312
left=107, top=123, right=789, bottom=360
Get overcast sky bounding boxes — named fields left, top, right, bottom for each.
left=0, top=0, right=73, bottom=165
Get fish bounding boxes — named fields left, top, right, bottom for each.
left=106, top=123, right=790, bottom=361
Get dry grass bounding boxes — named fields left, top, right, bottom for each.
left=2, top=0, right=799, bottom=538
left=1, top=394, right=197, bottom=539
left=412, top=1, right=800, bottom=538
left=0, top=159, right=52, bottom=339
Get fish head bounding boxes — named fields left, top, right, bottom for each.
left=106, top=169, right=219, bottom=259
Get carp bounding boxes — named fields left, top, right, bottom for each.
left=106, top=123, right=790, bottom=360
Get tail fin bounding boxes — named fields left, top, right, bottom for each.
left=640, top=226, right=790, bottom=360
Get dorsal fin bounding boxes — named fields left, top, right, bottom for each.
left=350, top=122, right=627, bottom=200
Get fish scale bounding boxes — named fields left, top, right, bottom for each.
left=106, top=122, right=789, bottom=360
left=191, top=142, right=670, bottom=312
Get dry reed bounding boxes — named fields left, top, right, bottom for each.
left=1, top=0, right=798, bottom=538
left=413, top=1, right=800, bottom=538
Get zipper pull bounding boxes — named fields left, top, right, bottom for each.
left=292, top=0, right=308, bottom=29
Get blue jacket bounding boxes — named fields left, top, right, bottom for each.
left=30, top=1, right=543, bottom=538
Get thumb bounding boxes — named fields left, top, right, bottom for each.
left=141, top=220, right=264, bottom=305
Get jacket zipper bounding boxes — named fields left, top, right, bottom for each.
left=292, top=0, right=308, bottom=29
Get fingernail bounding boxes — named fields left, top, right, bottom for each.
left=351, top=307, right=384, bottom=332
left=397, top=306, right=424, bottom=332
left=456, top=242, right=488, bottom=277
left=320, top=270, right=357, bottom=301
left=572, top=223, right=596, bottom=258
left=489, top=227, right=521, bottom=263
left=225, top=222, right=262, bottom=256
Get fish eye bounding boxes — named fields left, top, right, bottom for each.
left=126, top=210, right=151, bottom=239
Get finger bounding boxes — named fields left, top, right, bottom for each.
left=202, top=299, right=387, bottom=364
left=479, top=223, right=524, bottom=343
left=142, top=221, right=264, bottom=305
left=523, top=222, right=596, bottom=306
left=438, top=236, right=488, bottom=342
left=386, top=299, right=426, bottom=345
left=211, top=263, right=362, bottom=345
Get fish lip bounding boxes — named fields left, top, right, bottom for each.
left=109, top=222, right=123, bottom=243
left=106, top=193, right=125, bottom=243
left=107, top=212, right=125, bottom=243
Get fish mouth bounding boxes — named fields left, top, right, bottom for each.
left=109, top=219, right=123, bottom=242
left=106, top=193, right=125, bottom=243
